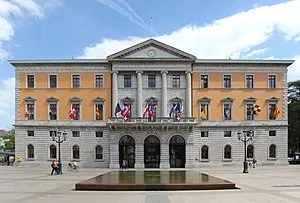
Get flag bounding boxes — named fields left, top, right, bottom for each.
left=224, top=108, right=231, bottom=120
left=25, top=109, right=29, bottom=120
left=121, top=103, right=131, bottom=120
left=169, top=103, right=178, bottom=117
left=274, top=106, right=280, bottom=118
left=143, top=103, right=149, bottom=118
left=252, top=104, right=261, bottom=115
left=68, top=105, right=76, bottom=119
left=200, top=105, right=207, bottom=120
left=96, top=105, right=101, bottom=119
left=149, top=103, right=158, bottom=120
left=114, top=102, right=122, bottom=117
left=176, top=102, right=184, bottom=121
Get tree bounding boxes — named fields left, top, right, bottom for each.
left=288, top=80, right=300, bottom=155
left=0, top=128, right=15, bottom=151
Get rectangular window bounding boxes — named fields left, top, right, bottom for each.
left=246, top=75, right=253, bottom=88
left=27, top=131, right=34, bottom=136
left=223, top=104, right=232, bottom=120
left=72, top=75, right=80, bottom=88
left=246, top=104, right=254, bottom=120
left=95, top=74, right=104, bottom=88
left=200, top=104, right=209, bottom=120
left=27, top=75, right=35, bottom=88
left=269, top=104, right=276, bottom=120
left=201, top=131, right=209, bottom=137
left=223, top=75, right=231, bottom=88
left=269, top=131, right=276, bottom=136
left=27, top=104, right=35, bottom=120
left=172, top=75, right=180, bottom=88
left=224, top=131, right=231, bottom=137
left=148, top=75, right=156, bottom=88
left=124, top=75, right=131, bottom=88
left=73, top=104, right=80, bottom=120
left=49, top=75, right=57, bottom=88
left=95, top=104, right=103, bottom=120
left=49, top=131, right=56, bottom=137
left=269, top=75, right=276, bottom=88
left=200, top=75, right=208, bottom=88
left=72, top=131, right=80, bottom=137
left=95, top=131, right=103, bottom=137
left=49, top=104, right=57, bottom=120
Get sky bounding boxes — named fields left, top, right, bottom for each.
left=0, top=0, right=299, bottom=129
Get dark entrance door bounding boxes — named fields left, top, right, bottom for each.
left=144, top=135, right=160, bottom=168
left=119, top=135, right=135, bottom=168
left=169, top=135, right=186, bottom=168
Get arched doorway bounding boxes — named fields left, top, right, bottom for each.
left=169, top=135, right=185, bottom=168
left=144, top=135, right=160, bottom=168
left=119, top=135, right=135, bottom=168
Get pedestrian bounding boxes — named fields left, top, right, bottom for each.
left=252, top=158, right=257, bottom=168
left=51, top=160, right=58, bottom=175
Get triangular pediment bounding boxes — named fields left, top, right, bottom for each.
left=107, top=39, right=196, bottom=60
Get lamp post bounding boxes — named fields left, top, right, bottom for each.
left=237, top=130, right=254, bottom=173
left=52, top=131, right=67, bottom=174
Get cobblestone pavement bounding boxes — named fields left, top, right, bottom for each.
left=0, top=165, right=300, bottom=203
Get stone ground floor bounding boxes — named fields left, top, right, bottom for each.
left=1, top=165, right=300, bottom=203
left=14, top=121, right=288, bottom=168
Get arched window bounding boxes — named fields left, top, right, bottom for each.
left=50, top=145, right=57, bottom=159
left=269, top=144, right=276, bottom=158
left=95, top=145, right=103, bottom=160
left=27, top=144, right=34, bottom=158
left=224, top=145, right=231, bottom=159
left=201, top=145, right=209, bottom=159
left=247, top=145, right=254, bottom=159
left=72, top=145, right=80, bottom=159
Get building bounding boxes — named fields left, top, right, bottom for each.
left=9, top=39, right=294, bottom=168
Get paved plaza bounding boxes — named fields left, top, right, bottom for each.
left=1, top=165, right=300, bottom=203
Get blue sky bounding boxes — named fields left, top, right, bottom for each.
left=0, top=0, right=299, bottom=129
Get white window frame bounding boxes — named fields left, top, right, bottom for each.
left=200, top=74, right=209, bottom=88
left=93, top=97, right=105, bottom=120
left=94, top=74, right=104, bottom=88
left=268, top=74, right=276, bottom=89
left=71, top=74, right=81, bottom=88
left=69, top=97, right=82, bottom=120
left=48, top=74, right=58, bottom=88
left=245, top=74, right=254, bottom=88
left=222, top=98, right=234, bottom=120
left=223, top=74, right=232, bottom=88
left=24, top=97, right=36, bottom=120
left=26, top=74, right=35, bottom=88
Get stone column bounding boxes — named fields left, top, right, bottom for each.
left=136, top=71, right=143, bottom=117
left=135, top=143, right=144, bottom=168
left=112, top=71, right=118, bottom=116
left=160, top=143, right=170, bottom=168
left=185, top=71, right=192, bottom=118
left=161, top=70, right=168, bottom=117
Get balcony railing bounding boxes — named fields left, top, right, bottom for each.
left=108, top=117, right=196, bottom=123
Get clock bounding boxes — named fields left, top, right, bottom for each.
left=147, top=49, right=156, bottom=57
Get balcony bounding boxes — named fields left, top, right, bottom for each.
left=107, top=117, right=197, bottom=130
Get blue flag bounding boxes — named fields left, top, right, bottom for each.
left=114, top=103, right=122, bottom=117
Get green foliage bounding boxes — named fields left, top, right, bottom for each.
left=288, top=80, right=300, bottom=154
left=0, top=128, right=15, bottom=151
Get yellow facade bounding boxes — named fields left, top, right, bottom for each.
left=18, top=72, right=112, bottom=120
left=192, top=72, right=284, bottom=120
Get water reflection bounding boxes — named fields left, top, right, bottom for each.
left=90, top=170, right=224, bottom=185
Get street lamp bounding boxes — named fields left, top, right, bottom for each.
left=237, top=130, right=254, bottom=173
left=52, top=131, right=67, bottom=174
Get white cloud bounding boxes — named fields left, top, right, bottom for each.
left=80, top=0, right=300, bottom=81
left=288, top=55, right=300, bottom=82
left=0, top=77, right=15, bottom=128
left=96, top=0, right=150, bottom=30
left=244, top=48, right=268, bottom=59
left=12, top=0, right=44, bottom=18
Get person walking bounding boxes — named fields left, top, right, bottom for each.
left=51, top=160, right=58, bottom=175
